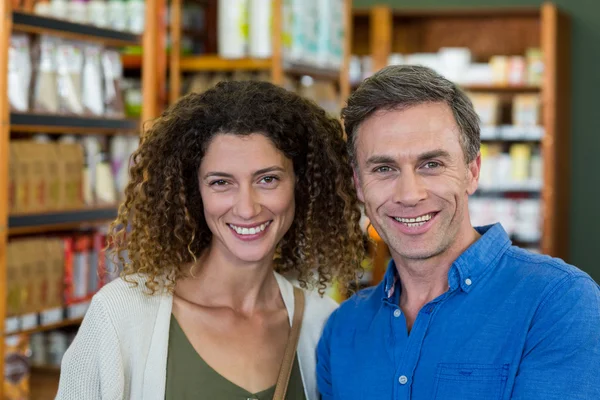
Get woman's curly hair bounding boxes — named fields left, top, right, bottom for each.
left=110, top=80, right=365, bottom=295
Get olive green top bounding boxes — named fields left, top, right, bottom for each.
left=165, top=315, right=307, bottom=400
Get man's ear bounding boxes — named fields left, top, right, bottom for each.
left=466, top=153, right=481, bottom=196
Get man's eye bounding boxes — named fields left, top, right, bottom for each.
left=374, top=166, right=393, bottom=173
left=424, top=162, right=441, bottom=169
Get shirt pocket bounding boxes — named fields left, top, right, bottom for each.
left=432, top=363, right=509, bottom=400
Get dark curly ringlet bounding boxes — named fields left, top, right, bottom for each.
left=109, top=80, right=365, bottom=295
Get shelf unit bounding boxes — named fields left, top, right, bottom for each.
left=168, top=0, right=353, bottom=107
left=5, top=317, right=83, bottom=337
left=0, top=3, right=163, bottom=397
left=8, top=207, right=118, bottom=236
left=10, top=112, right=139, bottom=134
left=352, top=3, right=570, bottom=285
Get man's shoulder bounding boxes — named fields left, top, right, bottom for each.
left=503, top=245, right=593, bottom=283
left=499, top=245, right=599, bottom=302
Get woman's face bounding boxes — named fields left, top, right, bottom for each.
left=199, top=133, right=296, bottom=264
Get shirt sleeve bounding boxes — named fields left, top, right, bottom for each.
left=511, top=275, right=600, bottom=400
left=55, top=293, right=125, bottom=400
left=316, top=308, right=338, bottom=400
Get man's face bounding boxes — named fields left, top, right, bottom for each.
left=353, top=102, right=480, bottom=262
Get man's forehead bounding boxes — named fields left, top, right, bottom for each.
left=356, top=124, right=461, bottom=155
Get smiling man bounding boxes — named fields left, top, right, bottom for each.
left=316, top=65, right=600, bottom=400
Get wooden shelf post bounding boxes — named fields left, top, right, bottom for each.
left=0, top=0, right=13, bottom=394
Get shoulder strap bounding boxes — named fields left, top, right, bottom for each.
left=273, top=286, right=305, bottom=400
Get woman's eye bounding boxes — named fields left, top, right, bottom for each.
left=210, top=179, right=228, bottom=186
left=260, top=176, right=279, bottom=184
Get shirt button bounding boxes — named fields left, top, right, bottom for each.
left=393, top=309, right=402, bottom=318
left=398, top=375, right=408, bottom=385
left=465, top=278, right=472, bottom=286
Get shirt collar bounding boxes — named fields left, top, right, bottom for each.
left=381, top=223, right=511, bottom=299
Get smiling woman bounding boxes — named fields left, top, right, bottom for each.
left=56, top=81, right=365, bottom=400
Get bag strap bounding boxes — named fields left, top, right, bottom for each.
left=272, top=286, right=305, bottom=400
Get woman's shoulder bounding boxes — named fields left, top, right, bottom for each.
left=90, top=274, right=169, bottom=327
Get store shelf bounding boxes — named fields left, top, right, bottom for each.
left=30, top=367, right=61, bottom=400
left=391, top=7, right=540, bottom=18
left=122, top=54, right=142, bottom=69
left=5, top=318, right=83, bottom=337
left=8, top=207, right=118, bottom=236
left=180, top=55, right=272, bottom=71
left=480, top=125, right=545, bottom=141
left=32, top=365, right=61, bottom=374
left=461, top=84, right=541, bottom=92
left=10, top=112, right=139, bottom=134
left=477, top=181, right=543, bottom=193
left=12, top=11, right=141, bottom=47
left=284, top=62, right=341, bottom=81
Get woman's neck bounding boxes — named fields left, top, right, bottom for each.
left=174, top=242, right=282, bottom=316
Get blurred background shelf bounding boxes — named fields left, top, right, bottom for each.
left=477, top=181, right=543, bottom=193
left=179, top=55, right=273, bottom=71
left=462, top=84, right=541, bottom=92
left=284, top=63, right=342, bottom=81
left=5, top=318, right=83, bottom=337
left=8, top=207, right=118, bottom=236
left=122, top=54, right=143, bottom=69
left=10, top=113, right=139, bottom=134
left=12, top=11, right=141, bottom=47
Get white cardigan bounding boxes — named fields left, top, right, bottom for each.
left=55, top=272, right=337, bottom=400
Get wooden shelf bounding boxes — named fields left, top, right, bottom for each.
left=8, top=207, right=118, bottom=236
left=180, top=55, right=272, bottom=72
left=284, top=63, right=341, bottom=82
left=12, top=11, right=140, bottom=47
left=31, top=365, right=61, bottom=374
left=477, top=181, right=543, bottom=194
left=354, top=6, right=540, bottom=19
left=122, top=54, right=142, bottom=69
left=461, top=84, right=541, bottom=92
left=30, top=366, right=61, bottom=400
left=5, top=318, right=82, bottom=337
left=354, top=82, right=541, bottom=94
left=10, top=112, right=139, bottom=134
left=392, top=7, right=540, bottom=18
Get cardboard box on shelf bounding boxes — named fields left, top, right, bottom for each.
left=8, top=143, right=17, bottom=213
left=44, top=143, right=62, bottom=211
left=11, top=142, right=33, bottom=214
left=28, top=143, right=48, bottom=212
left=47, top=239, right=66, bottom=309
left=57, top=142, right=85, bottom=209
left=6, top=244, right=21, bottom=318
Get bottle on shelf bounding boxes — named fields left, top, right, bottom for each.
left=218, top=0, right=249, bottom=59
left=107, top=0, right=128, bottom=31
left=87, top=0, right=109, bottom=28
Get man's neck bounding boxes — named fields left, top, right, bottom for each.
left=391, top=226, right=480, bottom=332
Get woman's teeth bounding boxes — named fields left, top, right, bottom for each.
left=228, top=221, right=271, bottom=235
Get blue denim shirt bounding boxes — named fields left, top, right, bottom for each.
left=317, top=224, right=600, bottom=400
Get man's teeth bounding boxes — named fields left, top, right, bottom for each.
left=394, top=213, right=433, bottom=227
left=229, top=221, right=271, bottom=235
